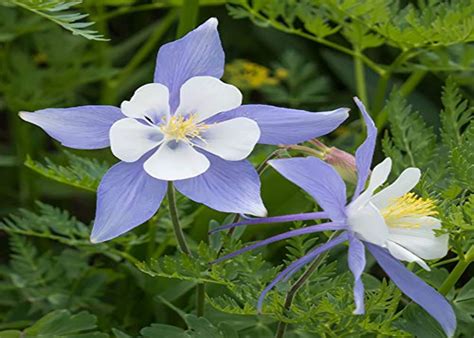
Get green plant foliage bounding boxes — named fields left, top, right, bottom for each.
left=25, top=152, right=109, bottom=192
left=382, top=92, right=437, bottom=174
left=260, top=50, right=332, bottom=108
left=0, top=309, right=107, bottom=337
left=1, top=0, right=106, bottom=41
left=0, top=1, right=473, bottom=337
left=228, top=0, right=474, bottom=71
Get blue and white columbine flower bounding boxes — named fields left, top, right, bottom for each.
left=19, top=18, right=349, bottom=243
left=213, top=97, right=455, bottom=337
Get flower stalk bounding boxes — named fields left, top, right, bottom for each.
left=354, top=47, right=368, bottom=105
left=176, top=0, right=200, bottom=38
left=439, top=245, right=474, bottom=295
left=167, top=182, right=191, bottom=255
left=274, top=239, right=332, bottom=338
left=167, top=182, right=206, bottom=316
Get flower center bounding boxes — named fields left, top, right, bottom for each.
left=159, top=114, right=209, bottom=142
left=380, top=192, right=438, bottom=229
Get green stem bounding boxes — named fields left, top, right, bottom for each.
left=102, top=10, right=178, bottom=104
left=241, top=4, right=384, bottom=75
left=176, top=0, right=200, bottom=38
left=438, top=246, right=474, bottom=295
left=274, top=233, right=337, bottom=338
left=375, top=69, right=427, bottom=129
left=399, top=70, right=427, bottom=97
left=354, top=48, right=368, bottom=105
left=196, top=283, right=205, bottom=316
left=167, top=182, right=206, bottom=316
left=372, top=74, right=390, bottom=113
left=167, top=182, right=191, bottom=255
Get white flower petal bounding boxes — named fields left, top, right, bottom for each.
left=195, top=117, right=260, bottom=161
left=350, top=158, right=392, bottom=211
left=387, top=241, right=430, bottom=271
left=110, top=118, right=163, bottom=162
left=175, top=76, right=242, bottom=122
left=143, top=141, right=210, bottom=180
left=120, top=83, right=170, bottom=122
left=371, top=167, right=421, bottom=209
left=388, top=217, right=448, bottom=260
left=348, top=202, right=389, bottom=247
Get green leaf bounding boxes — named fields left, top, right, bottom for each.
left=441, top=77, right=473, bottom=148
left=0, top=310, right=107, bottom=337
left=382, top=91, right=437, bottom=174
left=396, top=304, right=445, bottom=338
left=454, top=278, right=474, bottom=336
left=184, top=314, right=223, bottom=338
left=450, top=123, right=474, bottom=191
left=3, top=0, right=107, bottom=41
left=140, top=324, right=188, bottom=338
left=25, top=152, right=109, bottom=192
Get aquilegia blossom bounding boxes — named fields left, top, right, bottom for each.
left=19, top=18, right=349, bottom=243
left=213, top=97, right=455, bottom=337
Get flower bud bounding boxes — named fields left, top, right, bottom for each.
left=323, top=147, right=358, bottom=184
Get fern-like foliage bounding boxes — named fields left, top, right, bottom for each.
left=441, top=77, right=473, bottom=148
left=0, top=202, right=92, bottom=243
left=0, top=236, right=117, bottom=319
left=440, top=78, right=474, bottom=191
left=382, top=92, right=437, bottom=174
left=228, top=0, right=474, bottom=73
left=449, top=124, right=474, bottom=191
left=1, top=0, right=107, bottom=41
left=25, top=152, right=109, bottom=192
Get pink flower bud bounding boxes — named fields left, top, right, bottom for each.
left=323, top=147, right=358, bottom=184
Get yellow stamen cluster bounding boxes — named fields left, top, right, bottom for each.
left=381, top=192, right=438, bottom=229
left=160, top=114, right=208, bottom=142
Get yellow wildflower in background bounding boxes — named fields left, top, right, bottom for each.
left=224, top=59, right=288, bottom=90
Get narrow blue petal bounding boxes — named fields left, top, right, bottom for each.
left=212, top=222, right=345, bottom=264
left=269, top=157, right=347, bottom=222
left=154, top=18, right=224, bottom=111
left=348, top=234, right=366, bottom=314
left=174, top=152, right=266, bottom=217
left=206, top=104, right=349, bottom=145
left=20, top=106, right=123, bottom=149
left=257, top=233, right=349, bottom=312
left=208, top=211, right=329, bottom=234
left=367, top=243, right=456, bottom=337
left=352, top=97, right=377, bottom=199
left=91, top=158, right=167, bottom=243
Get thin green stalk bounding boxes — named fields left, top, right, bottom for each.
left=274, top=233, right=337, bottom=338
left=354, top=48, right=368, bottom=105
left=438, top=246, right=474, bottom=295
left=196, top=283, right=205, bottom=316
left=167, top=182, right=206, bottom=316
left=375, top=69, right=427, bottom=128
left=241, top=4, right=384, bottom=76
left=167, top=182, right=191, bottom=255
left=399, top=70, right=427, bottom=97
left=372, top=74, right=390, bottom=113
left=176, top=0, right=200, bottom=38
left=102, top=10, right=178, bottom=104
left=284, top=145, right=324, bottom=158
